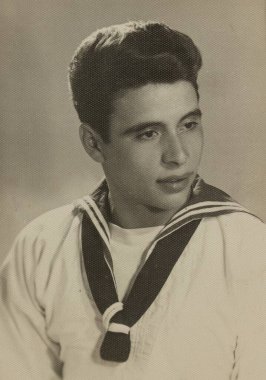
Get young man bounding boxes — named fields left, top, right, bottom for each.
left=0, top=21, right=266, bottom=380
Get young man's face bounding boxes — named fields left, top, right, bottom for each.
left=99, top=80, right=203, bottom=226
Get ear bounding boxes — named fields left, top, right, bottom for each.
left=79, top=123, right=105, bottom=163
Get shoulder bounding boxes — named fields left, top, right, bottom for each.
left=3, top=201, right=84, bottom=268
left=215, top=212, right=266, bottom=248
left=16, top=202, right=79, bottom=242
left=215, top=211, right=265, bottom=235
left=206, top=212, right=266, bottom=280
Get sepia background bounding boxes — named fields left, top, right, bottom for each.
left=0, top=0, right=265, bottom=263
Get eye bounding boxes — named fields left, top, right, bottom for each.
left=178, top=121, right=200, bottom=134
left=184, top=121, right=199, bottom=130
left=136, top=130, right=159, bottom=140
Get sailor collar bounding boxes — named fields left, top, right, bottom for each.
left=74, top=176, right=252, bottom=363
left=74, top=176, right=251, bottom=249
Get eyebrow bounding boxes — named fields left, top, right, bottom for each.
left=122, top=108, right=202, bottom=135
left=179, top=108, right=202, bottom=123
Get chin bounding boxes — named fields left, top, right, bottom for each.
left=149, top=191, right=190, bottom=213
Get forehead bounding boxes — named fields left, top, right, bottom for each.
left=110, top=81, right=199, bottom=130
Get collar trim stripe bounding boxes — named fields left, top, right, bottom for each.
left=75, top=199, right=111, bottom=250
left=104, top=255, right=118, bottom=291
left=166, top=201, right=245, bottom=227
left=158, top=208, right=251, bottom=242
left=162, top=203, right=250, bottom=236
left=88, top=204, right=110, bottom=241
left=83, top=195, right=110, bottom=240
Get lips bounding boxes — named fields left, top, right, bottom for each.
left=156, top=173, right=193, bottom=193
left=157, top=173, right=192, bottom=183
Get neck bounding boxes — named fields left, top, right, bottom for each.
left=108, top=194, right=181, bottom=229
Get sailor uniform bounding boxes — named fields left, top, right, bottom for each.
left=0, top=178, right=266, bottom=379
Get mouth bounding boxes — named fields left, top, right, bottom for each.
left=157, top=173, right=193, bottom=183
left=157, top=173, right=193, bottom=193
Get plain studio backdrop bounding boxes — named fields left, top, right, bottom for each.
left=0, top=0, right=265, bottom=263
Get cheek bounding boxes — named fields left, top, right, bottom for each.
left=124, top=144, right=157, bottom=164
left=190, top=131, right=204, bottom=159
left=106, top=148, right=148, bottom=179
left=104, top=141, right=160, bottom=181
left=199, top=132, right=204, bottom=157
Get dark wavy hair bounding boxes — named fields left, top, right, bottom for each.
left=69, top=21, right=202, bottom=142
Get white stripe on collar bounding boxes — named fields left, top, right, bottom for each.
left=74, top=198, right=111, bottom=250
left=161, top=201, right=249, bottom=236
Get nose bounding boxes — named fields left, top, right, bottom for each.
left=161, top=135, right=188, bottom=167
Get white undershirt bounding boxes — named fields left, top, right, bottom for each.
left=109, top=223, right=163, bottom=301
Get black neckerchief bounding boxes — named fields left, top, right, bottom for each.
left=75, top=176, right=252, bottom=362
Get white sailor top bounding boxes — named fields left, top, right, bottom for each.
left=0, top=177, right=266, bottom=379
